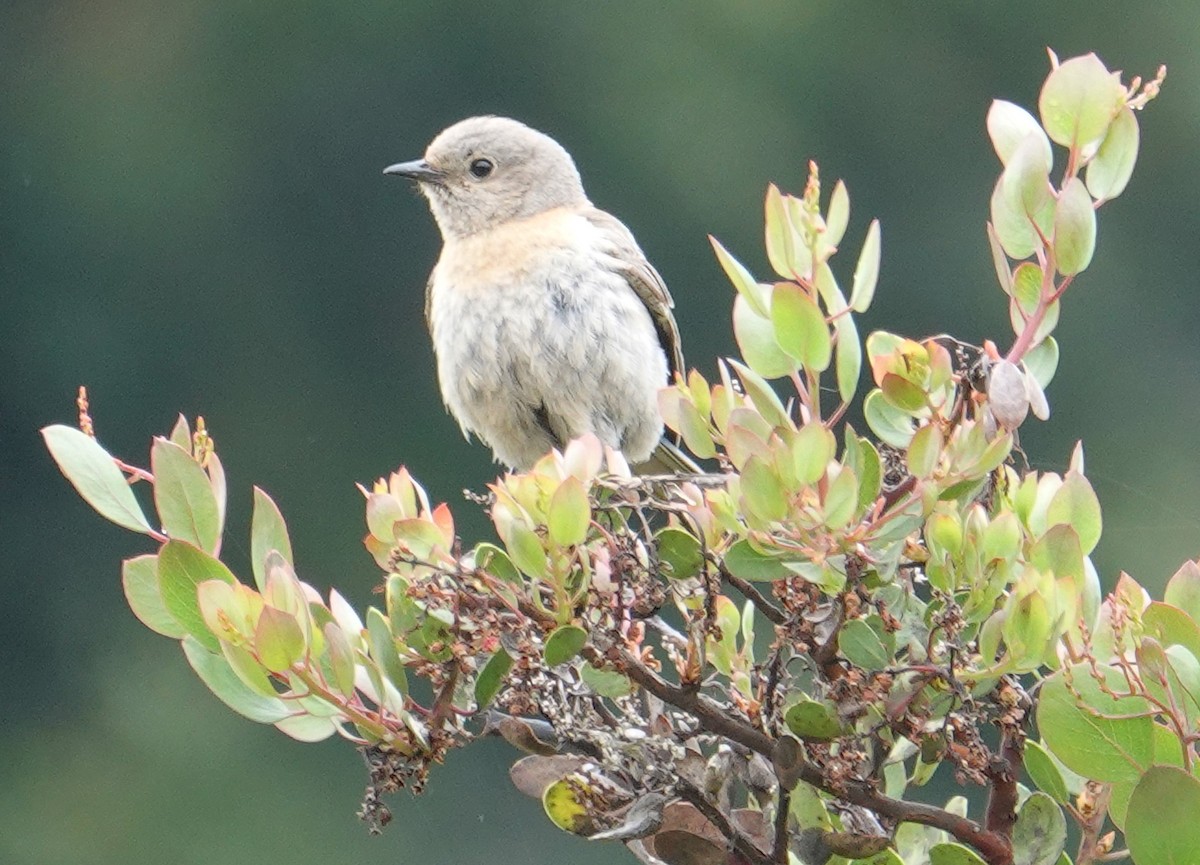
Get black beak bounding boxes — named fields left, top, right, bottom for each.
left=382, top=159, right=444, bottom=183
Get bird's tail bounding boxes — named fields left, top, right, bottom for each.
left=635, top=438, right=707, bottom=476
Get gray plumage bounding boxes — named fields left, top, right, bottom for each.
left=385, top=116, right=687, bottom=471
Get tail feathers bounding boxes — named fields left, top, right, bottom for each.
left=634, top=438, right=706, bottom=476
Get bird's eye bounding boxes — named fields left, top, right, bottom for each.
left=468, top=157, right=495, bottom=179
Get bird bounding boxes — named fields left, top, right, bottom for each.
left=383, top=116, right=695, bottom=473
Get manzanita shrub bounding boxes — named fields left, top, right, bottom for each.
left=45, top=52, right=1187, bottom=865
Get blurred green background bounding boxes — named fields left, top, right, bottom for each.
left=4, top=2, right=1199, bottom=863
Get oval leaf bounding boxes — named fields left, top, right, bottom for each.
left=1125, top=766, right=1200, bottom=865
left=771, top=283, right=832, bottom=372
left=152, top=438, right=221, bottom=552
left=251, top=487, right=294, bottom=592
left=548, top=477, right=590, bottom=548
left=158, top=540, right=238, bottom=652
left=1052, top=177, right=1096, bottom=276
left=42, top=425, right=152, bottom=534
left=544, top=624, right=588, bottom=667
left=122, top=554, right=186, bottom=638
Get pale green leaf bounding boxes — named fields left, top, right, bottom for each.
left=1053, top=178, right=1096, bottom=276
left=1085, top=106, right=1139, bottom=201
left=42, top=424, right=152, bottom=534
left=770, top=283, right=831, bottom=372
left=122, top=554, right=185, bottom=638
left=849, top=219, right=881, bottom=312
left=152, top=438, right=220, bottom=552
left=1038, top=53, right=1125, bottom=148
left=158, top=540, right=237, bottom=652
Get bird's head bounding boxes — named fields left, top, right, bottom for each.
left=384, top=116, right=588, bottom=239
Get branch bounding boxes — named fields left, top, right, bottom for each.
left=676, top=779, right=772, bottom=865
left=984, top=729, right=1022, bottom=837
left=716, top=558, right=786, bottom=625
left=598, top=646, right=1014, bottom=864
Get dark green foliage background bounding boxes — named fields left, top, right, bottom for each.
left=3, top=3, right=1199, bottom=863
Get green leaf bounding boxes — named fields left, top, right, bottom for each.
left=988, top=223, right=1013, bottom=295
left=543, top=624, right=587, bottom=667
left=723, top=539, right=791, bottom=582
left=764, top=183, right=809, bottom=278
left=1008, top=262, right=1059, bottom=346
left=1024, top=337, right=1060, bottom=389
left=823, top=466, right=858, bottom=530
left=1030, top=524, right=1084, bottom=587
left=367, top=607, right=408, bottom=694
left=475, top=542, right=522, bottom=587
left=1037, top=663, right=1153, bottom=783
left=221, top=641, right=279, bottom=698
left=151, top=438, right=220, bottom=552
left=1125, top=766, right=1200, bottom=865
left=770, top=282, right=831, bottom=372
left=1085, top=106, right=1139, bottom=201
left=826, top=180, right=850, bottom=248
left=474, top=648, right=514, bottom=709
left=1142, top=601, right=1200, bottom=661
left=880, top=373, right=927, bottom=414
left=990, top=179, right=1038, bottom=261
left=500, top=519, right=548, bottom=580
left=1003, top=132, right=1053, bottom=216
left=42, top=424, right=153, bottom=534
left=274, top=714, right=339, bottom=743
left=849, top=219, right=881, bottom=312
left=677, top=399, right=718, bottom=459
left=580, top=662, right=632, bottom=699
left=987, top=99, right=1053, bottom=167
left=839, top=617, right=890, bottom=669
left=181, top=635, right=290, bottom=724
left=710, top=235, right=768, bottom=316
left=734, top=294, right=798, bottom=379
left=365, top=492, right=403, bottom=543
left=741, top=455, right=788, bottom=523
left=1012, top=792, right=1066, bottom=865
left=255, top=606, right=305, bottom=673
left=864, top=390, right=916, bottom=448
left=543, top=776, right=592, bottom=835
left=122, top=554, right=186, bottom=638
left=785, top=698, right=844, bottom=740
left=321, top=622, right=356, bottom=698
left=547, top=477, right=590, bottom=548
left=1023, top=740, right=1069, bottom=804
left=792, top=423, right=835, bottom=486
left=1045, top=470, right=1102, bottom=555
left=1053, top=178, right=1096, bottom=276
left=907, top=424, right=943, bottom=479
left=158, top=540, right=237, bottom=652
left=728, top=360, right=791, bottom=427
left=251, top=487, right=294, bottom=592
left=1164, top=560, right=1200, bottom=621
left=835, top=312, right=862, bottom=404
left=1038, top=53, right=1125, bottom=149
left=168, top=414, right=191, bottom=449
left=929, top=843, right=988, bottom=865
left=656, top=527, right=704, bottom=580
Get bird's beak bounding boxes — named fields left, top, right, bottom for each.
left=382, top=159, right=444, bottom=184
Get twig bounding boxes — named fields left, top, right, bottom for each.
left=596, top=644, right=1015, bottom=865
left=716, top=558, right=786, bottom=625
left=675, top=779, right=772, bottom=865
left=773, top=787, right=791, bottom=863
left=1074, top=782, right=1113, bottom=865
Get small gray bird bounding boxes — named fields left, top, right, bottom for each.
left=384, top=116, right=691, bottom=472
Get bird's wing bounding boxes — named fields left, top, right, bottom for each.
left=583, top=209, right=684, bottom=380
